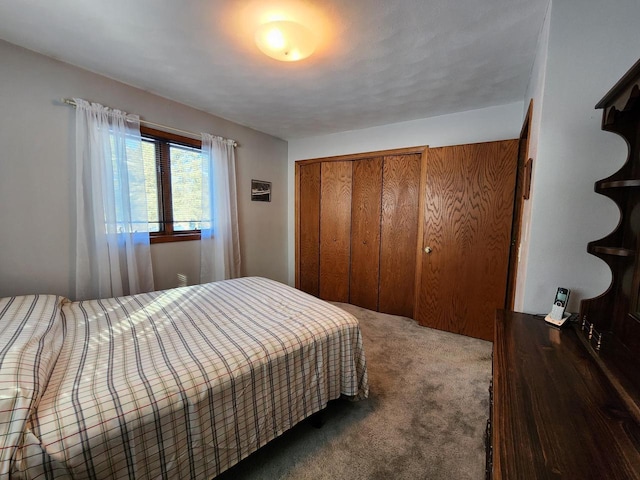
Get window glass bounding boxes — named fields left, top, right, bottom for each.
left=125, top=135, right=149, bottom=233
left=169, top=143, right=203, bottom=231
left=141, top=139, right=160, bottom=232
left=108, top=134, right=152, bottom=233
left=137, top=127, right=203, bottom=241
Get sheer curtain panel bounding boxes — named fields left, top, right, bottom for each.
left=74, top=98, right=154, bottom=300
left=200, top=133, right=241, bottom=283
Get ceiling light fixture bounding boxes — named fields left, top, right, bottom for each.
left=254, top=20, right=317, bottom=62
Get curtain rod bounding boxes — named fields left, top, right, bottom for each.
left=60, top=98, right=238, bottom=147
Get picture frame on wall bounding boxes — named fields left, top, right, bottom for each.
left=251, top=179, right=271, bottom=202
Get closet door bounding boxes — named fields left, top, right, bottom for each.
left=415, top=140, right=518, bottom=341
left=350, top=157, right=383, bottom=311
left=297, top=163, right=321, bottom=296
left=379, top=154, right=422, bottom=317
left=319, top=161, right=353, bottom=302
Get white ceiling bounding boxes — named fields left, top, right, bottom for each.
left=0, top=0, right=549, bottom=140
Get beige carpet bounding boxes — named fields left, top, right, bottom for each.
left=217, top=303, right=493, bottom=480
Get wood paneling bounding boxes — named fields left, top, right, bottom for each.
left=415, top=141, right=518, bottom=340
left=319, top=161, right=353, bottom=302
left=297, top=163, right=321, bottom=296
left=350, top=158, right=383, bottom=311
left=379, top=154, right=421, bottom=317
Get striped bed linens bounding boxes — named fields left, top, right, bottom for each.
left=2, top=277, right=369, bottom=479
left=0, top=295, right=66, bottom=479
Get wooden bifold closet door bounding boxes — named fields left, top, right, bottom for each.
left=297, top=163, right=321, bottom=296
left=319, top=161, right=353, bottom=302
left=296, top=148, right=424, bottom=317
left=378, top=154, right=421, bottom=317
left=296, top=140, right=517, bottom=341
left=350, top=157, right=383, bottom=311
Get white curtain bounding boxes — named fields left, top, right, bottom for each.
left=74, top=98, right=154, bottom=300
left=200, top=133, right=241, bottom=283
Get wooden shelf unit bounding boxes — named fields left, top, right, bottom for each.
left=580, top=57, right=640, bottom=425
left=597, top=178, right=640, bottom=189
left=589, top=245, right=636, bottom=257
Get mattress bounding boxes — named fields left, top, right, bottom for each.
left=0, top=277, right=369, bottom=479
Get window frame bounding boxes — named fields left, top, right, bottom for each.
left=141, top=126, right=203, bottom=244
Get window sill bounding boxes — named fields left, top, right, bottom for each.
left=150, top=232, right=201, bottom=244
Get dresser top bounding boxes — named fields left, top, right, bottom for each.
left=492, top=310, right=640, bottom=479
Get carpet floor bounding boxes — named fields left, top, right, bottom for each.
left=217, top=303, right=493, bottom=480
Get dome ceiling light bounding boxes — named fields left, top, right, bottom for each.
left=254, top=19, right=317, bottom=62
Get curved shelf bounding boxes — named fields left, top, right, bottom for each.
left=590, top=245, right=636, bottom=257
left=581, top=59, right=640, bottom=449
left=597, top=179, right=640, bottom=189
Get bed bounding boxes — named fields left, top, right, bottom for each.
left=0, top=277, right=369, bottom=479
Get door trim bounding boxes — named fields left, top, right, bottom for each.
left=505, top=100, right=533, bottom=310
left=296, top=146, right=428, bottom=166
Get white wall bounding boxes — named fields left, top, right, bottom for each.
left=513, top=0, right=552, bottom=311
left=0, top=40, right=289, bottom=299
left=287, top=101, right=524, bottom=284
left=521, top=0, right=640, bottom=314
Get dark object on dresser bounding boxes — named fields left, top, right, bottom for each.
left=490, top=310, right=640, bottom=479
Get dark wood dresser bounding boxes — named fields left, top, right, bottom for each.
left=489, top=310, right=640, bottom=479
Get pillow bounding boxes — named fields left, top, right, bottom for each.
left=0, top=294, right=66, bottom=476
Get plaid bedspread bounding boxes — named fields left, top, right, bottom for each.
left=0, top=277, right=369, bottom=479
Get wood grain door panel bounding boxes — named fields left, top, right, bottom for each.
left=319, top=161, right=353, bottom=302
left=379, top=154, right=421, bottom=317
left=350, top=158, right=383, bottom=311
left=297, top=163, right=321, bottom=296
left=415, top=141, right=518, bottom=340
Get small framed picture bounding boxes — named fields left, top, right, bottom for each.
left=251, top=179, right=271, bottom=202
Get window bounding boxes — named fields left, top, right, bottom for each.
left=140, top=126, right=204, bottom=243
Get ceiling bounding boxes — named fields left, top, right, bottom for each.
left=0, top=0, right=549, bottom=140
